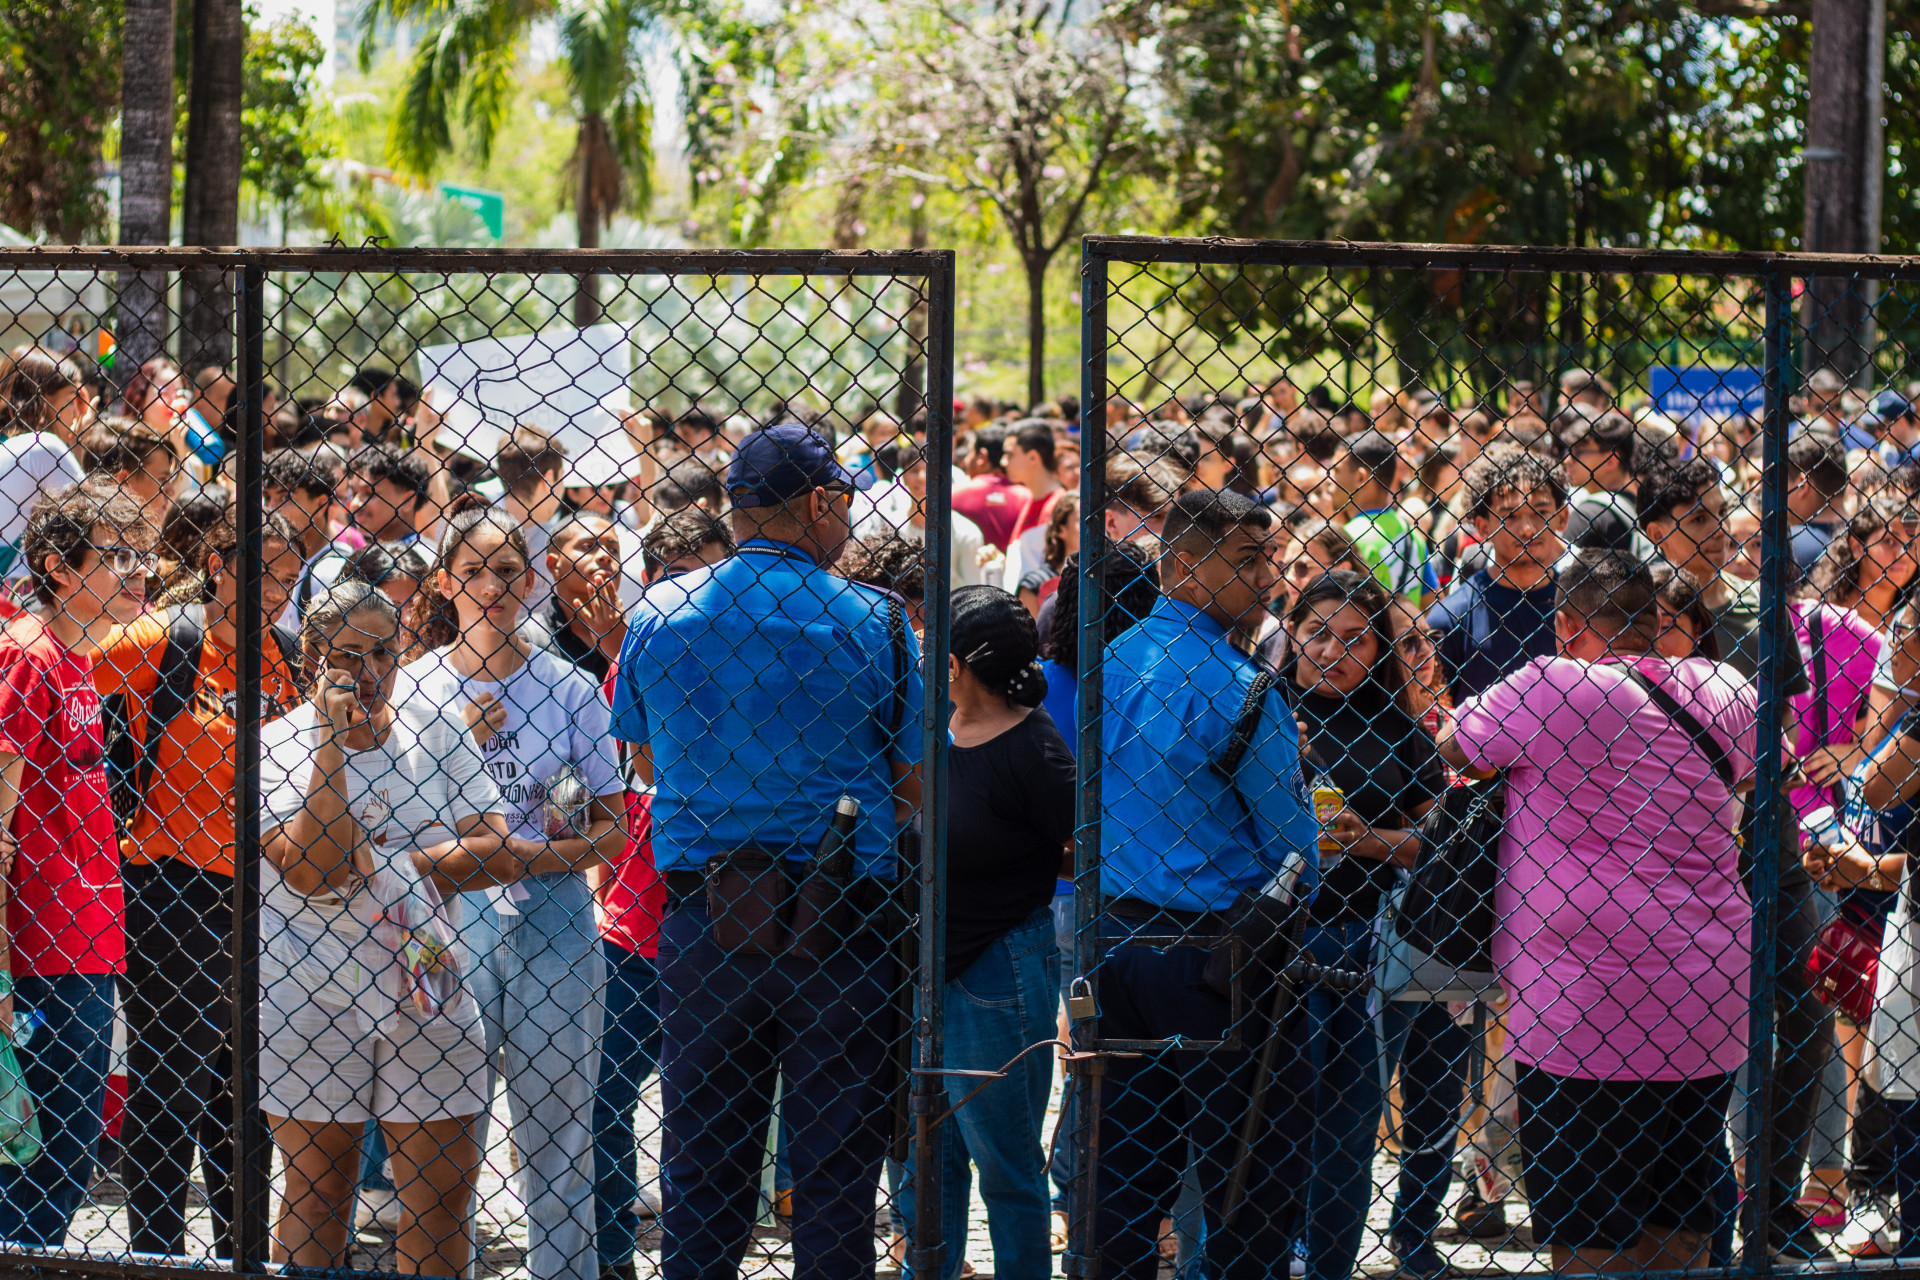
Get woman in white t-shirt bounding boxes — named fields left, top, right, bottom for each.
left=260, top=579, right=562, bottom=1276
left=400, top=498, right=626, bottom=1280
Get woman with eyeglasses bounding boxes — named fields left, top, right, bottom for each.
left=96, top=506, right=305, bottom=1257
left=1284, top=570, right=1446, bottom=1280
left=257, top=578, right=556, bottom=1275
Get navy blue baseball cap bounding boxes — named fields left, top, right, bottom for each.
left=726, top=423, right=873, bottom=508
left=1868, top=390, right=1915, bottom=426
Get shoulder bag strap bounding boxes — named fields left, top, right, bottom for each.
left=137, top=604, right=208, bottom=803
left=1618, top=664, right=1739, bottom=796
left=1208, top=670, right=1277, bottom=817
left=884, top=597, right=909, bottom=750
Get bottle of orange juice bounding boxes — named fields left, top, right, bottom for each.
left=1313, top=785, right=1345, bottom=855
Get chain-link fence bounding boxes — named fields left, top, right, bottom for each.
left=1064, top=236, right=1920, bottom=1280
left=0, top=245, right=957, bottom=1280
left=12, top=235, right=1920, bottom=1280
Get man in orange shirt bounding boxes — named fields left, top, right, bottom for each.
left=94, top=507, right=303, bottom=1258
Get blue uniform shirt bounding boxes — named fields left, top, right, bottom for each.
left=609, top=538, right=925, bottom=876
left=1100, top=596, right=1319, bottom=913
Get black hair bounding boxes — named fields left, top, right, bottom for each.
left=1344, top=429, right=1400, bottom=489
left=651, top=459, right=725, bottom=513
left=1635, top=455, right=1722, bottom=531
left=1555, top=407, right=1637, bottom=469
left=643, top=506, right=733, bottom=577
left=973, top=424, right=1010, bottom=470
left=1045, top=543, right=1159, bottom=673
left=354, top=443, right=431, bottom=502
left=343, top=539, right=433, bottom=590
left=160, top=505, right=301, bottom=606
left=951, top=584, right=1046, bottom=708
left=1557, top=548, right=1657, bottom=647
left=265, top=445, right=344, bottom=501
left=837, top=531, right=927, bottom=604
left=1804, top=497, right=1917, bottom=607
left=1011, top=420, right=1057, bottom=470
left=1160, top=487, right=1273, bottom=555
left=1788, top=432, right=1849, bottom=500
left=1128, top=422, right=1201, bottom=473
left=1461, top=442, right=1570, bottom=521
left=1651, top=565, right=1722, bottom=662
left=1281, top=568, right=1410, bottom=715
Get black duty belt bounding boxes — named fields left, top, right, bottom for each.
left=1105, top=897, right=1227, bottom=937
left=664, top=870, right=705, bottom=899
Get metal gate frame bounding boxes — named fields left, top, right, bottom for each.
left=0, top=244, right=956, bottom=1280
left=1070, top=235, right=1920, bottom=1280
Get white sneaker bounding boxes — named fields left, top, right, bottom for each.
left=632, top=1186, right=660, bottom=1220
left=1839, top=1194, right=1897, bottom=1260
left=1290, top=1238, right=1307, bottom=1278
left=356, top=1187, right=403, bottom=1233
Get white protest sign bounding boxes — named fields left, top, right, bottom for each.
left=417, top=322, right=639, bottom=485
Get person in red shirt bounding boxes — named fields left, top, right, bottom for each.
left=0, top=479, right=152, bottom=1246
left=952, top=425, right=1032, bottom=552
left=1006, top=422, right=1064, bottom=541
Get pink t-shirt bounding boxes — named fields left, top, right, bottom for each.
left=1788, top=602, right=1881, bottom=823
left=1453, top=653, right=1756, bottom=1082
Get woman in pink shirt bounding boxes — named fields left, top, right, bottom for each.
left=1439, top=551, right=1756, bottom=1274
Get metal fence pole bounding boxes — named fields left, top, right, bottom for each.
left=1742, top=268, right=1795, bottom=1277
left=230, top=264, right=271, bottom=1272
left=910, top=253, right=958, bottom=1280
left=1064, top=241, right=1111, bottom=1280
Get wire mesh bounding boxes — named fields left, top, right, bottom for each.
left=0, top=246, right=955, bottom=1280
left=1066, top=236, right=1920, bottom=1280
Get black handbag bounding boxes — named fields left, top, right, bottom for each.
left=1394, top=776, right=1505, bottom=972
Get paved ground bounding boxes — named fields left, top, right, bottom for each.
left=60, top=1070, right=1574, bottom=1279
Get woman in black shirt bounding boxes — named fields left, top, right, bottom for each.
left=895, top=585, right=1076, bottom=1280
left=1283, top=570, right=1444, bottom=1280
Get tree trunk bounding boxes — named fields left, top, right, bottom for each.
left=897, top=183, right=928, bottom=422
left=573, top=118, right=603, bottom=329
left=180, top=0, right=244, bottom=370
left=1803, top=0, right=1884, bottom=384
left=117, top=0, right=176, bottom=403
left=1024, top=253, right=1046, bottom=412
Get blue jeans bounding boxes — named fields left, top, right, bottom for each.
left=462, top=875, right=607, bottom=1280
left=895, top=907, right=1057, bottom=1280
left=657, top=894, right=892, bottom=1280
left=1377, top=1000, right=1470, bottom=1249
left=0, top=974, right=114, bottom=1247
left=1300, top=920, right=1380, bottom=1280
left=594, top=939, right=662, bottom=1268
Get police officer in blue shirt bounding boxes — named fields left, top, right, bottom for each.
left=1091, top=488, right=1319, bottom=1279
left=609, top=423, right=925, bottom=1280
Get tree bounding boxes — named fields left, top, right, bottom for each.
left=243, top=16, right=331, bottom=219
left=118, top=0, right=174, bottom=400
left=0, top=0, right=121, bottom=240
left=375, top=0, right=662, bottom=325
left=181, top=0, right=247, bottom=368
left=852, top=0, right=1143, bottom=409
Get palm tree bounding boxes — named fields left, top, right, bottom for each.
left=181, top=0, right=247, bottom=368
left=117, top=0, right=176, bottom=400
left=375, top=0, right=657, bottom=326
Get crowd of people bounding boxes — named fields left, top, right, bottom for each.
left=3, top=332, right=1920, bottom=1280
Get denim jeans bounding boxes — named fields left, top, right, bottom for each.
left=895, top=907, right=1057, bottom=1280
left=1887, top=1096, right=1920, bottom=1253
left=462, top=875, right=607, bottom=1280
left=593, top=939, right=662, bottom=1268
left=1300, top=920, right=1380, bottom=1280
left=0, top=974, right=115, bottom=1247
left=1377, top=1000, right=1470, bottom=1250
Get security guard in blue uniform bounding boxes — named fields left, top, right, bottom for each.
left=1088, top=488, right=1320, bottom=1279
left=609, top=424, right=924, bottom=1280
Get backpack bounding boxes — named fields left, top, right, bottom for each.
left=102, top=604, right=297, bottom=834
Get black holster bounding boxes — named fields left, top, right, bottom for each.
left=1203, top=888, right=1305, bottom=1002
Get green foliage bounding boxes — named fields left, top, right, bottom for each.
left=0, top=0, right=121, bottom=240
left=243, top=14, right=330, bottom=213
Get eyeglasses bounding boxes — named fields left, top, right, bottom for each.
left=87, top=544, right=157, bottom=577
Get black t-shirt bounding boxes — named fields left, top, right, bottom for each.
left=1289, top=679, right=1446, bottom=925
left=946, top=706, right=1078, bottom=976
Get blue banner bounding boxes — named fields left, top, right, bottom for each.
left=1649, top=364, right=1764, bottom=426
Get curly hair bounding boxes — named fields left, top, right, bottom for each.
left=835, top=531, right=927, bottom=604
